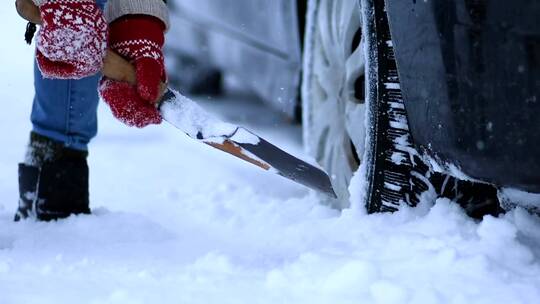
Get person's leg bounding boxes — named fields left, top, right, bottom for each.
left=31, top=62, right=100, bottom=150
left=15, top=62, right=100, bottom=221
left=16, top=0, right=108, bottom=221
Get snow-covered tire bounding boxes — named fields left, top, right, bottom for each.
left=302, top=0, right=366, bottom=209
left=303, top=0, right=433, bottom=212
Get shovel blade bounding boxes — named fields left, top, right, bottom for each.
left=234, top=136, right=337, bottom=198
left=159, top=89, right=337, bottom=197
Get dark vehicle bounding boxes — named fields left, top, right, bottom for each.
left=167, top=0, right=540, bottom=215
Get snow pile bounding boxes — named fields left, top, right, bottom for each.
left=1, top=195, right=540, bottom=304
left=1, top=4, right=540, bottom=304
left=500, top=188, right=540, bottom=212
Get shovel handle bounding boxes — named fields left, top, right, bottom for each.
left=16, top=0, right=41, bottom=24
left=102, top=52, right=169, bottom=103
left=102, top=50, right=138, bottom=85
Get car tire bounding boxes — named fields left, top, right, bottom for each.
left=303, top=0, right=432, bottom=212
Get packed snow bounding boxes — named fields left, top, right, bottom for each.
left=2, top=5, right=540, bottom=304
left=160, top=89, right=260, bottom=145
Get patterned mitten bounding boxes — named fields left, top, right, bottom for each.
left=35, top=0, right=108, bottom=79
left=99, top=15, right=166, bottom=128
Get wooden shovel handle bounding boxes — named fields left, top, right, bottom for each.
left=102, top=51, right=137, bottom=85
left=103, top=51, right=169, bottom=101
left=15, top=0, right=41, bottom=24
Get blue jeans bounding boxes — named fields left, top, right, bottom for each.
left=31, top=0, right=108, bottom=151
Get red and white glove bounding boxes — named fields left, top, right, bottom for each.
left=99, top=15, right=166, bottom=128
left=36, top=0, right=108, bottom=79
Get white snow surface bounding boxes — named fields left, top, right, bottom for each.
left=500, top=188, right=540, bottom=211
left=2, top=6, right=540, bottom=304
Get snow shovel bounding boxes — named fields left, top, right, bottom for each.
left=102, top=51, right=337, bottom=197
left=15, top=0, right=336, bottom=197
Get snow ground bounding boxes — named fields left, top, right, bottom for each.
left=2, top=6, right=540, bottom=304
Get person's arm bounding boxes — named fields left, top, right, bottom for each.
left=105, top=0, right=169, bottom=30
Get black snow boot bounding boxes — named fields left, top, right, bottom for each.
left=14, top=132, right=91, bottom=221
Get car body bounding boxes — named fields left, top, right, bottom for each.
left=386, top=0, right=540, bottom=194
left=167, top=0, right=303, bottom=116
